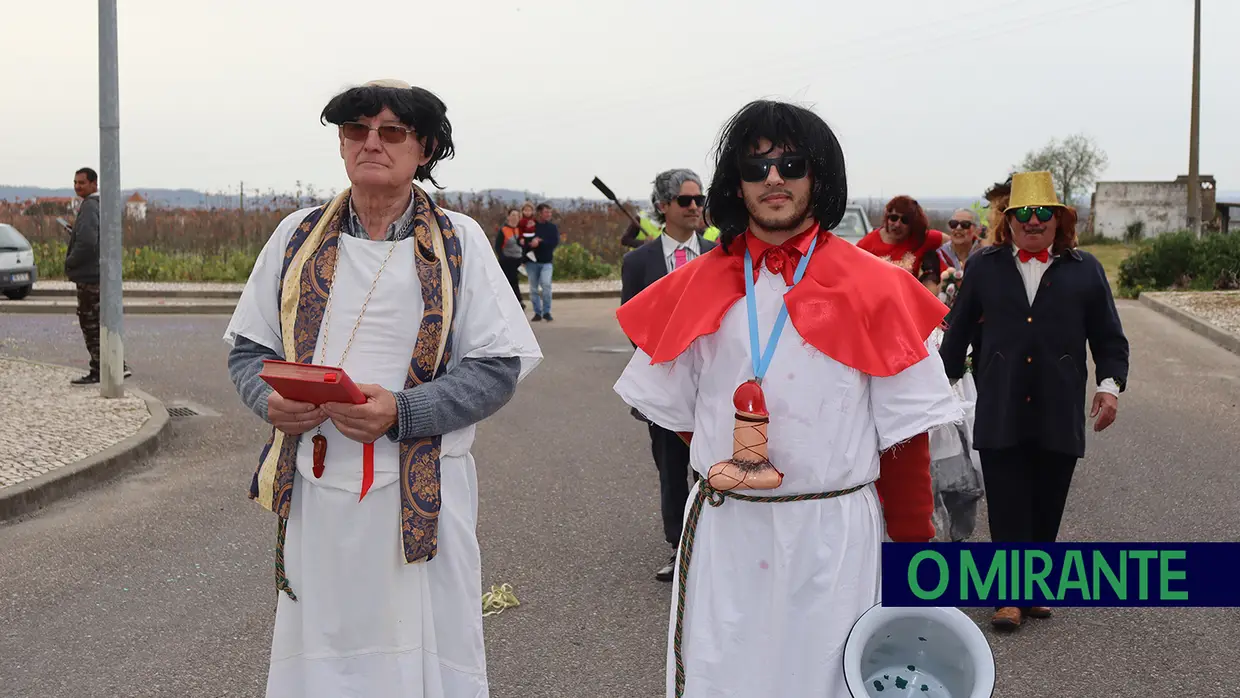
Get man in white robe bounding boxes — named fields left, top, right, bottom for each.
left=613, top=100, right=963, bottom=697
left=224, top=80, right=541, bottom=698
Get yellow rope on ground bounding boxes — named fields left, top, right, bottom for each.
left=482, top=583, right=520, bottom=617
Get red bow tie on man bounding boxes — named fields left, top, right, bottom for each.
left=1018, top=248, right=1050, bottom=264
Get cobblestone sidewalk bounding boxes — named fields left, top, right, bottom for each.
left=0, top=356, right=151, bottom=489
left=1148, top=290, right=1240, bottom=336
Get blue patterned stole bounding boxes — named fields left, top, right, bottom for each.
left=249, top=186, right=463, bottom=599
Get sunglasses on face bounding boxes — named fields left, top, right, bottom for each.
left=887, top=213, right=912, bottom=224
left=947, top=220, right=973, bottom=230
left=739, top=155, right=809, bottom=183
left=673, top=194, right=706, bottom=208
left=1012, top=206, right=1055, bottom=224
left=340, top=121, right=416, bottom=144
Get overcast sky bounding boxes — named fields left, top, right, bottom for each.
left=3, top=0, right=1237, bottom=202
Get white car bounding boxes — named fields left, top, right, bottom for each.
left=0, top=223, right=37, bottom=300
left=830, top=205, right=872, bottom=244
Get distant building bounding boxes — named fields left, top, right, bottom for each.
left=126, top=192, right=147, bottom=220
left=1089, top=176, right=1218, bottom=239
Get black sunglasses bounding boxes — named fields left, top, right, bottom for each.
left=673, top=194, right=706, bottom=208
left=947, top=220, right=973, bottom=230
left=887, top=213, right=913, bottom=224
left=1011, top=206, right=1055, bottom=224
left=340, top=121, right=416, bottom=144
left=739, top=155, right=809, bottom=183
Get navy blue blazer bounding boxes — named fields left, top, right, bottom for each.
left=939, top=244, right=1130, bottom=458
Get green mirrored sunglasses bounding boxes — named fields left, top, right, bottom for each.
left=1012, top=206, right=1055, bottom=224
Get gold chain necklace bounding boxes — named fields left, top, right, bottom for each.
left=310, top=235, right=400, bottom=477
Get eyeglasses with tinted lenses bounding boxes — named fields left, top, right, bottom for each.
left=674, top=195, right=706, bottom=208
left=1012, top=206, right=1055, bottom=224
left=739, top=155, right=809, bottom=183
left=948, top=220, right=973, bottom=230
left=887, top=213, right=912, bottom=224
left=340, top=122, right=415, bottom=144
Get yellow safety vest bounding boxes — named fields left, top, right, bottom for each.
left=635, top=215, right=721, bottom=243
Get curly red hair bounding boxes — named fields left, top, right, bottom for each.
left=884, top=195, right=929, bottom=247
left=993, top=205, right=1079, bottom=254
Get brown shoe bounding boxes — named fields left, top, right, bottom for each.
left=991, top=607, right=1022, bottom=629
left=1023, top=606, right=1053, bottom=619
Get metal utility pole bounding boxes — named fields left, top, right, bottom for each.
left=1186, top=0, right=1202, bottom=237
left=98, top=0, right=125, bottom=398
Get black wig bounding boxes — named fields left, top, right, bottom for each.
left=705, top=100, right=848, bottom=249
left=321, top=84, right=455, bottom=188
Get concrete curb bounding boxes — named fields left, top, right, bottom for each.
left=0, top=373, right=171, bottom=523
left=1140, top=292, right=1240, bottom=357
left=32, top=288, right=242, bottom=299
left=2, top=289, right=622, bottom=315
left=1, top=301, right=241, bottom=315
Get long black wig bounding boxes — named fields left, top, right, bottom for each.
left=321, top=83, right=455, bottom=188
left=705, top=100, right=848, bottom=249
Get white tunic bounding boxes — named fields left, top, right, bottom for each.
left=614, top=261, right=963, bottom=698
left=224, top=205, right=542, bottom=698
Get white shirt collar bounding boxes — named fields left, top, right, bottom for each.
left=661, top=230, right=700, bottom=257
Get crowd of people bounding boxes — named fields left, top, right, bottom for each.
left=220, top=80, right=1131, bottom=698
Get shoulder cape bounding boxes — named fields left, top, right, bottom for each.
left=616, top=230, right=948, bottom=378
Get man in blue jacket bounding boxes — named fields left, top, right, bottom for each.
left=525, top=202, right=559, bottom=322
left=939, top=171, right=1129, bottom=630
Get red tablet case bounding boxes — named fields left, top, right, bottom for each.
left=259, top=359, right=366, bottom=406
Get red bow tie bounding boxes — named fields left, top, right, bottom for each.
left=754, top=246, right=804, bottom=285
left=1018, top=248, right=1050, bottom=264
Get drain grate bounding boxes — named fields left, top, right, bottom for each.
left=167, top=406, right=201, bottom=418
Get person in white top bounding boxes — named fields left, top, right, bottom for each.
left=614, top=100, right=963, bottom=698
left=939, top=170, right=1129, bottom=630
left=223, top=80, right=542, bottom=697
left=620, top=168, right=719, bottom=581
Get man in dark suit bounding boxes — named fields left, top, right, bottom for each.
left=939, top=171, right=1130, bottom=630
left=620, top=168, right=717, bottom=581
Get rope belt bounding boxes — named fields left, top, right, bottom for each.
left=672, top=479, right=873, bottom=698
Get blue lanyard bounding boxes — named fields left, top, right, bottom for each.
left=743, top=234, right=819, bottom=383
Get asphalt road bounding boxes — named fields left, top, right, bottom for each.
left=1, top=298, right=1238, bottom=698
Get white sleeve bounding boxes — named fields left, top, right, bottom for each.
left=221, top=207, right=318, bottom=354
left=613, top=345, right=699, bottom=433
left=444, top=211, right=543, bottom=382
left=870, top=342, right=968, bottom=451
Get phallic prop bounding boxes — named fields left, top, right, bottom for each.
left=706, top=380, right=783, bottom=491
left=312, top=433, right=327, bottom=479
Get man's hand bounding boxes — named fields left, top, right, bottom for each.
left=1091, top=392, right=1118, bottom=432
left=322, top=383, right=398, bottom=444
left=268, top=392, right=327, bottom=436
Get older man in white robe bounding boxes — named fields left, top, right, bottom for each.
left=224, top=80, right=541, bottom=698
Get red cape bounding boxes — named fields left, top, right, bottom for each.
left=616, top=228, right=948, bottom=378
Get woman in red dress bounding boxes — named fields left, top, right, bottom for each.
left=857, top=195, right=944, bottom=277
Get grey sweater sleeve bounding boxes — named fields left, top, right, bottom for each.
left=227, top=336, right=280, bottom=422
left=227, top=335, right=521, bottom=440
left=386, top=356, right=520, bottom=441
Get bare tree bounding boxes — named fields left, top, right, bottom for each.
left=1015, top=134, right=1109, bottom=206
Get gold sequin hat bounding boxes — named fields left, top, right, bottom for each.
left=1004, top=171, right=1065, bottom=212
